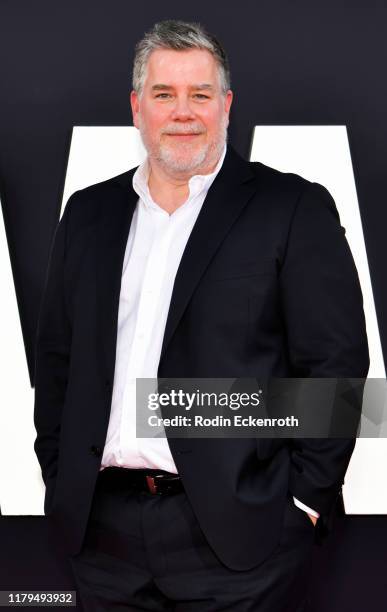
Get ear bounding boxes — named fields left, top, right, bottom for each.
left=130, top=90, right=140, bottom=128
left=224, top=89, right=233, bottom=116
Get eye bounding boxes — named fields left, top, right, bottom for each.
left=155, top=93, right=172, bottom=99
left=193, top=93, right=210, bottom=100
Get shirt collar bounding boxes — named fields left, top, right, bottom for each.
left=132, top=144, right=227, bottom=212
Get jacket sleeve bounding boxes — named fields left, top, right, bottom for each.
left=33, top=193, right=77, bottom=512
left=279, top=181, right=370, bottom=517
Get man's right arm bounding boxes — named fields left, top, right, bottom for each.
left=33, top=194, right=76, bottom=514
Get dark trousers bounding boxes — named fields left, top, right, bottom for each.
left=69, top=469, right=315, bottom=611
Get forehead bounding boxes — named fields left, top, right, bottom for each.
left=144, top=48, right=220, bottom=88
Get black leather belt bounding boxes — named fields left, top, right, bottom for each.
left=99, top=466, right=184, bottom=496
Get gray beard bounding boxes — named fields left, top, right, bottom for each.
left=138, top=119, right=228, bottom=176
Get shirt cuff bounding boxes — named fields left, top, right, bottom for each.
left=293, top=496, right=320, bottom=518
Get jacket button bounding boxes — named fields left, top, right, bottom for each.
left=105, top=379, right=112, bottom=391
left=90, top=445, right=103, bottom=457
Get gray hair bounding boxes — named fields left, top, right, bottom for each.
left=132, top=20, right=231, bottom=96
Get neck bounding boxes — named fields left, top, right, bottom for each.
left=147, top=150, right=223, bottom=215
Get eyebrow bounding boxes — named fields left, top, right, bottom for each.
left=151, top=83, right=214, bottom=91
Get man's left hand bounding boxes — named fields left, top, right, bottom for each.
left=307, top=513, right=318, bottom=526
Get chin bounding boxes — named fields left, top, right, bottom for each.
left=159, top=146, right=208, bottom=174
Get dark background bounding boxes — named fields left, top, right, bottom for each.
left=1, top=0, right=386, bottom=609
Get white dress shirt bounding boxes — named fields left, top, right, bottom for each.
left=100, top=145, right=319, bottom=519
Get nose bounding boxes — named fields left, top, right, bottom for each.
left=170, top=95, right=196, bottom=121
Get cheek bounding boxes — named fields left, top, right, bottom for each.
left=200, top=105, right=226, bottom=133
left=204, top=114, right=225, bottom=135
left=140, top=105, right=167, bottom=131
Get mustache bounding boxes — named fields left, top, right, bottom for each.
left=160, top=124, right=206, bottom=135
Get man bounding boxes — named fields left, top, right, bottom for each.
left=34, top=20, right=369, bottom=611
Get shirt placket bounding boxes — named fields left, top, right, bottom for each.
left=120, top=207, right=173, bottom=462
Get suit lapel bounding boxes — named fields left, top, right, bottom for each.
left=160, top=146, right=257, bottom=359
left=96, top=171, right=137, bottom=383
left=96, top=147, right=258, bottom=382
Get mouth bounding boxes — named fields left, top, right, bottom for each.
left=164, top=133, right=203, bottom=140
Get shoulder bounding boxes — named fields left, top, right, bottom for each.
left=61, top=166, right=138, bottom=232
left=64, top=166, right=137, bottom=211
left=225, top=145, right=313, bottom=206
left=245, top=159, right=338, bottom=221
left=248, top=159, right=311, bottom=199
